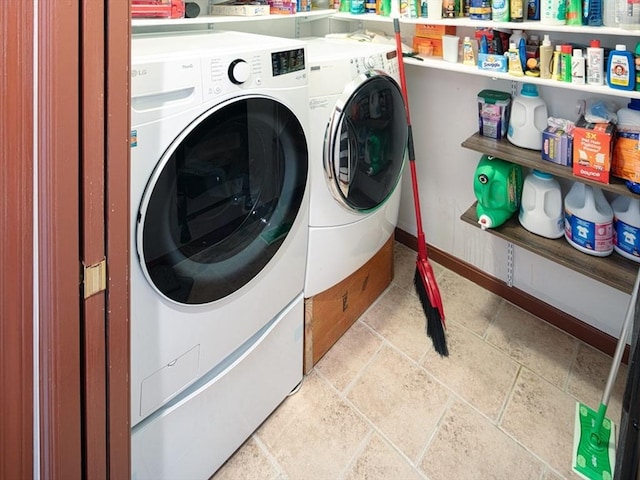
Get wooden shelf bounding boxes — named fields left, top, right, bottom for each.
left=461, top=203, right=638, bottom=293
left=461, top=132, right=640, bottom=199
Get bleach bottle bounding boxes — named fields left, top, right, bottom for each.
left=519, top=170, right=564, bottom=238
left=474, top=155, right=523, bottom=230
left=564, top=182, right=613, bottom=256
left=612, top=195, right=640, bottom=262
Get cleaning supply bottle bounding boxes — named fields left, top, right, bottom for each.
left=473, top=155, right=523, bottom=230
left=509, top=29, right=526, bottom=46
left=566, top=0, right=582, bottom=23
left=602, top=0, right=617, bottom=25
left=527, top=0, right=540, bottom=18
left=612, top=195, right=640, bottom=262
left=617, top=0, right=640, bottom=29
left=586, top=39, right=605, bottom=85
left=510, top=0, right=525, bottom=20
left=518, top=170, right=564, bottom=238
left=539, top=35, right=553, bottom=79
left=507, top=83, right=548, bottom=150
left=564, top=182, right=613, bottom=257
left=551, top=45, right=562, bottom=80
left=636, top=42, right=640, bottom=91
left=462, top=36, right=476, bottom=65
left=561, top=44, right=573, bottom=82
left=541, top=0, right=566, bottom=23
left=507, top=42, right=525, bottom=76
left=571, top=49, right=586, bottom=84
left=492, top=0, right=510, bottom=19
left=583, top=0, right=603, bottom=24
left=607, top=44, right=635, bottom=90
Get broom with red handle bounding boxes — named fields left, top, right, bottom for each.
left=393, top=18, right=448, bottom=356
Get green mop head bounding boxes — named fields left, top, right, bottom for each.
left=572, top=402, right=616, bottom=480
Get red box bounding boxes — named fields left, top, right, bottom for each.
left=572, top=116, right=615, bottom=184
left=415, top=24, right=456, bottom=38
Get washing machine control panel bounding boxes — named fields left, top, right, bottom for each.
left=351, top=51, right=400, bottom=78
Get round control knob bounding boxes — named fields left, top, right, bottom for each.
left=228, top=59, right=250, bottom=85
left=365, top=56, right=376, bottom=69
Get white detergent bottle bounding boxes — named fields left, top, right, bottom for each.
left=564, top=182, right=613, bottom=256
left=612, top=195, right=640, bottom=262
left=507, top=83, right=548, bottom=150
left=519, top=170, right=564, bottom=238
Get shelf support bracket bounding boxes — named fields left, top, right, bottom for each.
left=507, top=241, right=514, bottom=287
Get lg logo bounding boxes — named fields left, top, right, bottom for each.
left=131, top=68, right=147, bottom=78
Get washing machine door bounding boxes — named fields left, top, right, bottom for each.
left=137, top=95, right=308, bottom=305
left=324, top=71, right=407, bottom=213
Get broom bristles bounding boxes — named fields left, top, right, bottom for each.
left=414, top=268, right=448, bottom=357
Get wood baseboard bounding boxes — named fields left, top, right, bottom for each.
left=394, top=228, right=623, bottom=360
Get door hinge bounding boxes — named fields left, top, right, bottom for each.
left=82, top=258, right=107, bottom=299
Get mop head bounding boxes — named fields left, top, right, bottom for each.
left=572, top=402, right=616, bottom=480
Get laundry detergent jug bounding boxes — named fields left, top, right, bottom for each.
left=564, top=182, right=613, bottom=256
left=507, top=83, right=548, bottom=150
left=612, top=195, right=640, bottom=262
left=519, top=170, right=564, bottom=238
left=474, top=155, right=523, bottom=230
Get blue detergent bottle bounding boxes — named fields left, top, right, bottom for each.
left=607, top=44, right=636, bottom=90
left=583, top=0, right=603, bottom=25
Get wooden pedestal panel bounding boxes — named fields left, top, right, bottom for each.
left=303, top=236, right=394, bottom=374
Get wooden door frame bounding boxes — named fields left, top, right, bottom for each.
left=2, top=1, right=130, bottom=477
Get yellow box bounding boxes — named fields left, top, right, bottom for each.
left=612, top=129, right=640, bottom=183
left=415, top=24, right=456, bottom=38
left=413, top=36, right=443, bottom=57
left=572, top=117, right=615, bottom=184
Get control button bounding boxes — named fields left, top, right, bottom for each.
left=228, top=59, right=250, bottom=84
left=366, top=56, right=376, bottom=68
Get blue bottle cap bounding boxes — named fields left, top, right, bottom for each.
left=521, top=84, right=539, bottom=97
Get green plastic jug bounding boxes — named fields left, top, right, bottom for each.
left=473, top=155, right=523, bottom=229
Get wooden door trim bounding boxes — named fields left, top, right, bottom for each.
left=37, top=1, right=83, bottom=477
left=104, top=2, right=131, bottom=477
left=1, top=2, right=34, bottom=478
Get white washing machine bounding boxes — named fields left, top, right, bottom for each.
left=303, top=38, right=408, bottom=298
left=130, top=31, right=309, bottom=479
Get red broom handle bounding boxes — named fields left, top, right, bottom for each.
left=393, top=18, right=428, bottom=261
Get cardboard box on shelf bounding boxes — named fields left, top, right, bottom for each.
left=268, top=0, right=296, bottom=13
left=612, top=129, right=640, bottom=183
left=542, top=126, right=573, bottom=166
left=415, top=24, right=457, bottom=38
left=209, top=0, right=270, bottom=15
left=572, top=116, right=615, bottom=184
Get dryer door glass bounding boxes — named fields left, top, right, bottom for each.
left=138, top=97, right=308, bottom=305
left=324, top=73, right=407, bottom=213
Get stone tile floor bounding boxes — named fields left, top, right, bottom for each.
left=212, top=242, right=627, bottom=480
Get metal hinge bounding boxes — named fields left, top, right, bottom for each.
left=82, top=258, right=107, bottom=299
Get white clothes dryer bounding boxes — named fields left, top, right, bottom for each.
left=130, top=31, right=309, bottom=479
left=303, top=38, right=407, bottom=297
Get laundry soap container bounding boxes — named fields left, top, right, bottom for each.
left=507, top=83, right=548, bottom=150
left=564, top=182, right=613, bottom=256
left=612, top=195, right=640, bottom=262
left=474, top=154, right=523, bottom=230
left=518, top=170, right=564, bottom=238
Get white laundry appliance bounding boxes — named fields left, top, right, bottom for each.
left=130, top=31, right=309, bottom=479
left=303, top=38, right=408, bottom=298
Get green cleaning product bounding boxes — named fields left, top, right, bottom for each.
left=473, top=155, right=523, bottom=230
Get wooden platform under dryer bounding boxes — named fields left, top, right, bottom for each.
left=303, top=235, right=394, bottom=374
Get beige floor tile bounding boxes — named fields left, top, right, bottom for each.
left=542, top=469, right=565, bottom=480
left=361, top=285, right=431, bottom=362
left=393, top=241, right=420, bottom=293
left=422, top=322, right=520, bottom=421
left=211, top=437, right=278, bottom=480
left=500, top=368, right=584, bottom=479
left=347, top=344, right=451, bottom=462
left=315, top=320, right=384, bottom=393
left=344, top=432, right=425, bottom=480
left=420, top=400, right=545, bottom=480
left=566, top=342, right=628, bottom=429
left=436, top=269, right=503, bottom=337
left=257, top=372, right=370, bottom=480
left=486, top=302, right=579, bottom=389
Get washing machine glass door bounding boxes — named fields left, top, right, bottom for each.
left=324, top=72, right=407, bottom=213
left=138, top=96, right=308, bottom=305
